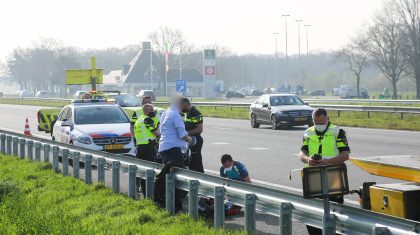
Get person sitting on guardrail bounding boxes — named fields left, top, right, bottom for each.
left=219, top=154, right=251, bottom=183
left=298, top=108, right=350, bottom=235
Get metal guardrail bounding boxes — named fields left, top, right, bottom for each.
left=0, top=128, right=419, bottom=234
left=303, top=99, right=420, bottom=105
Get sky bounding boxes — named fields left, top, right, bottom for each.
left=0, top=0, right=384, bottom=62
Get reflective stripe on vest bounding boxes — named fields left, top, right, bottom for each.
left=134, top=115, right=156, bottom=145
left=304, top=124, right=340, bottom=166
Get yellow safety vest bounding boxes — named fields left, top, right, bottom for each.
left=134, top=115, right=157, bottom=145
left=304, top=124, right=341, bottom=166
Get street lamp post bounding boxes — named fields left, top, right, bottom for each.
left=282, top=14, right=290, bottom=88
left=296, top=19, right=303, bottom=88
left=273, top=32, right=279, bottom=87
left=304, top=24, right=311, bottom=89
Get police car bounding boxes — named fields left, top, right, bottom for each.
left=51, top=100, right=135, bottom=155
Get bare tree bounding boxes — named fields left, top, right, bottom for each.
left=393, top=0, right=420, bottom=98
left=148, top=27, right=195, bottom=95
left=338, top=33, right=369, bottom=97
left=366, top=3, right=408, bottom=99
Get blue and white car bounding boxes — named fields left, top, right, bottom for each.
left=52, top=100, right=135, bottom=155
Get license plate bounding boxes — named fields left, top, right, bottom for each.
left=104, top=144, right=124, bottom=150
left=295, top=117, right=307, bottom=122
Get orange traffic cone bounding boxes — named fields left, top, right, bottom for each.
left=24, top=118, right=32, bottom=136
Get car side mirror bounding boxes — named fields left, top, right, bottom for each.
left=263, top=104, right=269, bottom=108
left=305, top=102, right=309, bottom=105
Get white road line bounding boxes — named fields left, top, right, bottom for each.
left=212, top=142, right=231, bottom=145
left=213, top=127, right=234, bottom=131
left=346, top=126, right=420, bottom=134
left=248, top=147, right=270, bottom=150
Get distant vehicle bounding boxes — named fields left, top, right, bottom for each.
left=225, top=90, right=245, bottom=98
left=0, top=92, right=3, bottom=98
left=339, top=85, right=358, bottom=98
left=263, top=88, right=274, bottom=94
left=136, top=90, right=156, bottom=101
left=74, top=91, right=87, bottom=99
left=239, top=87, right=256, bottom=96
left=250, top=89, right=264, bottom=96
left=308, top=89, right=326, bottom=96
left=19, top=90, right=33, bottom=98
left=333, top=88, right=340, bottom=96
left=35, top=91, right=50, bottom=98
left=50, top=100, right=134, bottom=155
left=249, top=94, right=313, bottom=130
left=294, top=85, right=304, bottom=96
left=107, top=93, right=141, bottom=107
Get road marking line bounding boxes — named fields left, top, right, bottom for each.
left=248, top=147, right=270, bottom=150
left=213, top=127, right=234, bottom=131
left=212, top=142, right=231, bottom=145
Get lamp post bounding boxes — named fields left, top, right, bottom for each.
left=282, top=14, right=290, bottom=87
left=304, top=24, right=311, bottom=89
left=273, top=32, right=279, bottom=87
left=296, top=19, right=303, bottom=87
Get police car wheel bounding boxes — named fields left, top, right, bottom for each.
left=271, top=116, right=280, bottom=130
left=250, top=113, right=260, bottom=128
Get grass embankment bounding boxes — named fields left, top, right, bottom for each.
left=0, top=98, right=69, bottom=107
left=0, top=155, right=234, bottom=234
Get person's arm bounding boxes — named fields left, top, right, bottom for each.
left=144, top=118, right=160, bottom=138
left=187, top=111, right=204, bottom=136
left=243, top=176, right=251, bottom=183
left=237, top=162, right=251, bottom=183
left=219, top=167, right=226, bottom=178
left=188, top=123, right=203, bottom=136
left=174, top=112, right=191, bottom=142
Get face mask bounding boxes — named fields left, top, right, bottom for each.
left=225, top=166, right=233, bottom=171
left=315, top=124, right=327, bottom=132
left=148, top=111, right=157, bottom=118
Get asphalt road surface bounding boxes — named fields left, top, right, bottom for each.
left=0, top=104, right=418, bottom=234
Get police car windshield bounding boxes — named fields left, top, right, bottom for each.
left=74, top=106, right=129, bottom=125
left=109, top=94, right=140, bottom=107
left=270, top=96, right=304, bottom=106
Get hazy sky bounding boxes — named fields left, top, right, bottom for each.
left=0, top=0, right=384, bottom=61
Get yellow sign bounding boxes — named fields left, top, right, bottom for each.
left=65, top=69, right=103, bottom=85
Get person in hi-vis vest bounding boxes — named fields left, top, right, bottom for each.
left=298, top=108, right=350, bottom=235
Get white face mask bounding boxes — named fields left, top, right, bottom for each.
left=315, top=124, right=327, bottom=132
left=225, top=166, right=233, bottom=171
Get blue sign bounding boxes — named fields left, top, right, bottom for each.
left=176, top=79, right=187, bottom=93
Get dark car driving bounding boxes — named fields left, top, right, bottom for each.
left=225, top=90, right=245, bottom=98
left=249, top=94, right=313, bottom=130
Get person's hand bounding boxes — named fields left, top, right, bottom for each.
left=316, top=159, right=330, bottom=166
left=308, top=157, right=320, bottom=166
left=186, top=136, right=192, bottom=143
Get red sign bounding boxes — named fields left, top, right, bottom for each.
left=205, top=66, right=216, bottom=76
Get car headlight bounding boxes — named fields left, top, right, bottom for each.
left=76, top=135, right=92, bottom=144
left=276, top=111, right=288, bottom=117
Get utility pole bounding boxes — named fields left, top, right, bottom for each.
left=282, top=14, right=290, bottom=87
left=296, top=19, right=303, bottom=88
left=273, top=32, right=279, bottom=87
left=304, top=24, right=311, bottom=90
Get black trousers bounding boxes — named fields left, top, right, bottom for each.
left=306, top=195, right=344, bottom=235
left=159, top=147, right=185, bottom=212
left=189, top=135, right=204, bottom=173
left=136, top=144, right=157, bottom=197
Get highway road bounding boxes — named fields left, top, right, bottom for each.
left=0, top=104, right=418, bottom=234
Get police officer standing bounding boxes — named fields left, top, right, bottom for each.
left=134, top=103, right=160, bottom=197
left=298, top=108, right=350, bottom=235
left=180, top=97, right=204, bottom=173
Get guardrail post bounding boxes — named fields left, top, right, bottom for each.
left=0, top=134, right=6, bottom=154
left=188, top=180, right=199, bottom=219
left=52, top=146, right=59, bottom=173
left=245, top=194, right=256, bottom=234
left=367, top=111, right=370, bottom=119
left=12, top=137, right=18, bottom=156
left=145, top=169, right=155, bottom=200
left=34, top=142, right=41, bottom=161
left=97, top=158, right=105, bottom=184
left=337, top=110, right=340, bottom=118
left=6, top=135, right=12, bottom=155
left=112, top=161, right=120, bottom=193
left=400, top=112, right=404, bottom=119
left=43, top=144, right=50, bottom=162
left=280, top=202, right=292, bottom=235
left=128, top=165, right=137, bottom=199
left=165, top=174, right=175, bottom=214
left=27, top=140, right=33, bottom=160
left=372, top=226, right=388, bottom=235
left=73, top=152, right=80, bottom=179
left=84, top=154, right=92, bottom=184
left=19, top=139, right=26, bottom=159
left=214, top=186, right=225, bottom=228
left=62, top=149, right=69, bottom=176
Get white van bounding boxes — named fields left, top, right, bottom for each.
left=339, top=85, right=358, bottom=98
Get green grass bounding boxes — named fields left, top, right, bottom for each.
left=0, top=155, right=237, bottom=235
left=0, top=98, right=69, bottom=107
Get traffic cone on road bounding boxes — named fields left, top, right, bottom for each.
left=24, top=118, right=32, bottom=136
